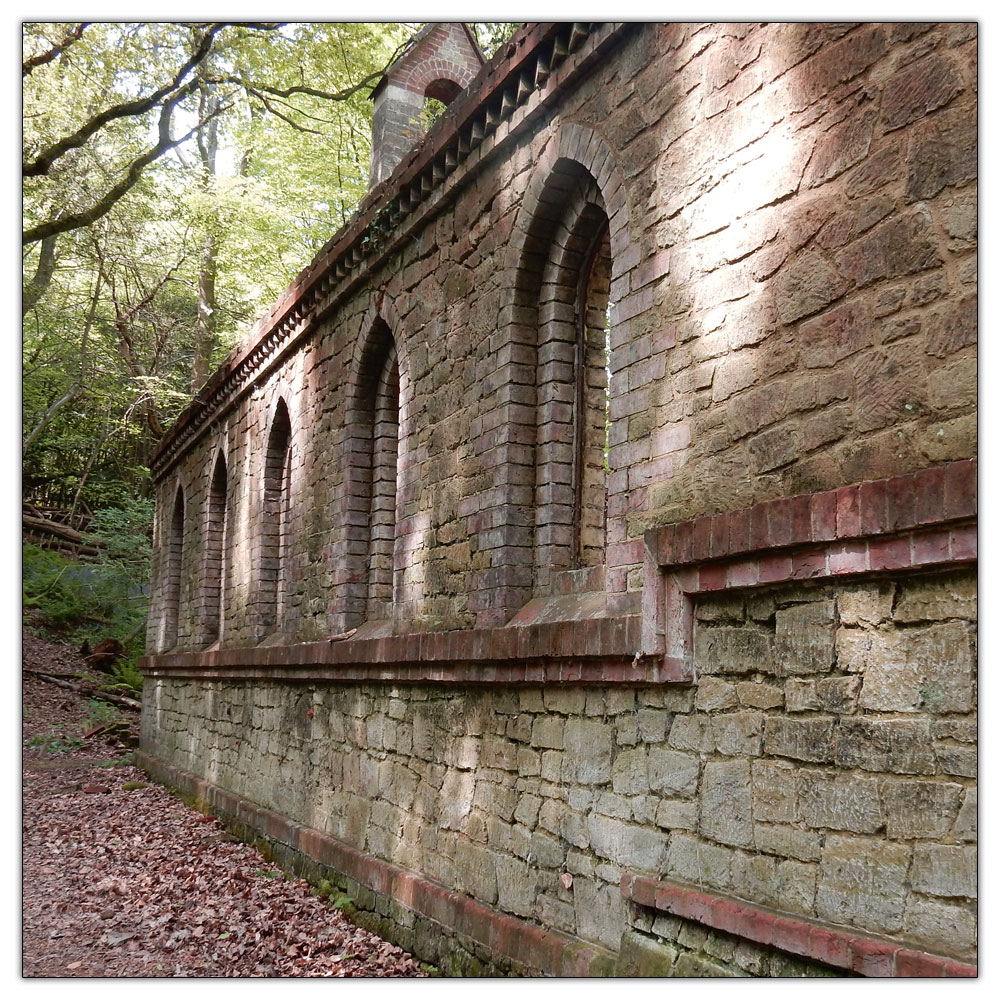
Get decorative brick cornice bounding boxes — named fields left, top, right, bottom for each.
left=136, top=751, right=617, bottom=977
left=640, top=460, right=977, bottom=675
left=149, top=22, right=633, bottom=479
left=620, top=873, right=977, bottom=978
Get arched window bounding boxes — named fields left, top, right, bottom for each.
left=519, top=159, right=612, bottom=589
left=343, top=319, right=400, bottom=624
left=202, top=451, right=228, bottom=645
left=258, top=400, right=291, bottom=638
left=161, top=485, right=185, bottom=650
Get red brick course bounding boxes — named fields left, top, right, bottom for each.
left=640, top=460, right=977, bottom=669
left=620, top=873, right=978, bottom=978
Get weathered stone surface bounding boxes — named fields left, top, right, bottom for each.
left=912, top=843, right=976, bottom=898
left=816, top=834, right=910, bottom=933
left=495, top=854, right=534, bottom=917
left=773, top=601, right=837, bottom=675
left=666, top=833, right=733, bottom=889
left=954, top=788, right=977, bottom=842
left=833, top=717, right=935, bottom=774
left=902, top=897, right=977, bottom=956
left=881, top=53, right=965, bottom=131
left=775, top=251, right=849, bottom=325
left=586, top=813, right=667, bottom=871
left=696, top=677, right=739, bottom=712
left=453, top=839, right=498, bottom=904
left=894, top=573, right=977, bottom=623
left=562, top=719, right=612, bottom=784
left=764, top=717, right=834, bottom=763
left=837, top=583, right=895, bottom=625
left=612, top=747, right=649, bottom=795
left=784, top=679, right=818, bottom=713
left=775, top=859, right=817, bottom=916
left=695, top=626, right=774, bottom=675
left=575, top=878, right=628, bottom=952
left=672, top=952, right=741, bottom=977
left=648, top=748, right=700, bottom=797
left=654, top=798, right=699, bottom=831
left=710, top=710, right=763, bottom=756
left=701, top=759, right=753, bottom=847
left=737, top=682, right=784, bottom=710
left=880, top=778, right=964, bottom=839
left=754, top=823, right=822, bottom=863
left=798, top=770, right=883, bottom=833
left=617, top=929, right=678, bottom=976
left=815, top=675, right=861, bottom=714
left=858, top=622, right=975, bottom=713
left=751, top=759, right=799, bottom=824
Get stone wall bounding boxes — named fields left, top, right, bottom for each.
left=141, top=21, right=977, bottom=977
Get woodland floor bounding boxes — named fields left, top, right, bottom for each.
left=21, top=629, right=427, bottom=979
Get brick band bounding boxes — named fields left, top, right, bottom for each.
left=621, top=873, right=977, bottom=977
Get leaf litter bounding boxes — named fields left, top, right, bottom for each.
left=22, top=629, right=427, bottom=978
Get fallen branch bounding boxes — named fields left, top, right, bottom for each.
left=24, top=669, right=141, bottom=711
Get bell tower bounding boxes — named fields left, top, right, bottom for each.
left=368, top=22, right=484, bottom=188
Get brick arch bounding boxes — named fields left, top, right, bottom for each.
left=496, top=125, right=633, bottom=594
left=256, top=397, right=292, bottom=640
left=339, top=297, right=411, bottom=627
left=199, top=445, right=229, bottom=646
left=159, top=481, right=186, bottom=652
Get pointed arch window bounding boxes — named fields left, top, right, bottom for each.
left=202, top=451, right=228, bottom=645
left=161, top=485, right=185, bottom=651
left=259, top=400, right=291, bottom=638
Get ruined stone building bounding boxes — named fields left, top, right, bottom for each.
left=138, top=22, right=978, bottom=976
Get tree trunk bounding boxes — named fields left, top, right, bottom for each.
left=190, top=77, right=220, bottom=393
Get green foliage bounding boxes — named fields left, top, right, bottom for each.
left=25, top=728, right=84, bottom=754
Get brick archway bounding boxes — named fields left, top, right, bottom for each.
left=338, top=296, right=412, bottom=628
left=496, top=124, right=635, bottom=595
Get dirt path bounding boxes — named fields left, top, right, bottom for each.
left=21, top=631, right=428, bottom=978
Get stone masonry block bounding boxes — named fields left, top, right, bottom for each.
left=837, top=582, right=895, bottom=625
left=798, top=770, right=883, bottom=834
left=695, top=625, right=774, bottom=675
left=833, top=717, right=935, bottom=775
left=563, top=719, right=613, bottom=784
left=617, top=929, right=678, bottom=976
left=648, top=748, right=700, bottom=798
left=710, top=710, right=763, bottom=756
left=880, top=778, right=964, bottom=839
left=701, top=759, right=753, bottom=848
left=586, top=813, right=667, bottom=871
left=816, top=834, right=910, bottom=934
left=773, top=601, right=837, bottom=675
left=911, top=844, right=977, bottom=899
left=902, top=897, right=977, bottom=957
left=666, top=833, right=733, bottom=890
left=751, top=759, right=799, bottom=824
left=764, top=717, right=834, bottom=763
left=858, top=622, right=975, bottom=713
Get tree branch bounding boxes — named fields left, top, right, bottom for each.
left=22, top=22, right=88, bottom=77
left=23, top=88, right=229, bottom=245
left=23, top=23, right=224, bottom=178
left=22, top=233, right=58, bottom=316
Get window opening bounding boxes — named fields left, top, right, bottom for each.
left=259, top=401, right=291, bottom=637
left=203, top=452, right=228, bottom=645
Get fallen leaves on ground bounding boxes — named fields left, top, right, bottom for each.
left=22, top=629, right=427, bottom=979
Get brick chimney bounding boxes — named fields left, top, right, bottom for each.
left=368, top=22, right=484, bottom=188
